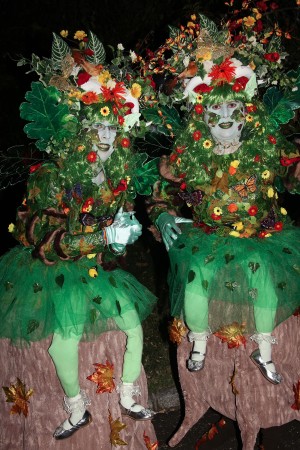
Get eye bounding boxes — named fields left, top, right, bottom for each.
left=211, top=104, right=221, bottom=110
left=228, top=102, right=237, bottom=108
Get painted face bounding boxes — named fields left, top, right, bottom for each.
left=204, top=101, right=245, bottom=144
left=93, top=121, right=117, bottom=162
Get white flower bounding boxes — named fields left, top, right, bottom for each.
left=117, top=43, right=124, bottom=51
left=183, top=56, right=190, bottom=68
left=248, top=36, right=257, bottom=45
left=271, top=80, right=278, bottom=85
left=129, top=50, right=137, bottom=62
left=106, top=79, right=116, bottom=89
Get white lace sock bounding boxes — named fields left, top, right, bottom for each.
left=188, top=331, right=210, bottom=362
left=61, top=391, right=89, bottom=430
left=251, top=332, right=276, bottom=373
left=119, top=382, right=144, bottom=412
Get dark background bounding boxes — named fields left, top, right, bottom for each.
left=1, top=0, right=300, bottom=254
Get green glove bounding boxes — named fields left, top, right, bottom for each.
left=156, top=212, right=192, bottom=251
left=105, top=207, right=142, bottom=246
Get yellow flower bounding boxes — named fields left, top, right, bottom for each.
left=8, top=223, right=15, bottom=233
left=246, top=114, right=253, bottom=122
left=203, top=139, right=212, bottom=149
left=60, top=30, right=68, bottom=38
left=196, top=50, right=212, bottom=61
left=249, top=61, right=256, bottom=70
left=213, top=207, right=222, bottom=216
left=176, top=158, right=181, bottom=166
left=187, top=21, right=195, bottom=28
left=230, top=160, right=240, bottom=169
left=77, top=145, right=85, bottom=152
left=243, top=16, right=256, bottom=27
left=100, top=106, right=110, bottom=116
left=252, top=8, right=262, bottom=20
left=98, top=70, right=111, bottom=85
left=255, top=121, right=260, bottom=128
left=196, top=94, right=203, bottom=103
left=190, top=14, right=197, bottom=21
left=280, top=207, right=287, bottom=215
left=233, top=221, right=244, bottom=231
left=262, top=170, right=270, bottom=179
left=87, top=253, right=97, bottom=259
left=74, top=30, right=87, bottom=41
left=229, top=231, right=240, bottom=238
left=265, top=233, right=272, bottom=238
left=130, top=83, right=142, bottom=99
left=267, top=187, right=274, bottom=198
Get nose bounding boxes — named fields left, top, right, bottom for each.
left=220, top=103, right=229, bottom=119
left=103, top=127, right=111, bottom=139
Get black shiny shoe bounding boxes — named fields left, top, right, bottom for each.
left=187, top=351, right=205, bottom=372
left=120, top=403, right=156, bottom=421
left=53, top=410, right=92, bottom=440
left=250, top=349, right=282, bottom=385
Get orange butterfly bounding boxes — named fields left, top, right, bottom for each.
left=232, top=175, right=257, bottom=199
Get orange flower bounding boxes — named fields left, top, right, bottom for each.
left=81, top=91, right=99, bottom=105
left=227, top=203, right=238, bottom=213
left=209, top=58, right=236, bottom=84
left=228, top=166, right=237, bottom=175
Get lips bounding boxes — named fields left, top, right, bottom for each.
left=98, top=143, right=110, bottom=151
left=219, top=122, right=233, bottom=129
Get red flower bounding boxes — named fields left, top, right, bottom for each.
left=81, top=91, right=99, bottom=105
left=248, top=205, right=258, bottom=216
left=180, top=182, right=187, bottom=190
left=193, top=130, right=202, bottom=141
left=118, top=115, right=125, bottom=125
left=274, top=221, right=283, bottom=231
left=84, top=48, right=94, bottom=56
left=209, top=58, right=236, bottom=84
left=211, top=213, right=221, bottom=221
left=77, top=71, right=91, bottom=86
left=253, top=19, right=263, bottom=33
left=169, top=153, right=177, bottom=163
left=258, top=230, right=268, bottom=238
left=268, top=135, right=277, bottom=144
left=82, top=197, right=95, bottom=212
left=256, top=1, right=268, bottom=11
left=264, top=52, right=280, bottom=62
left=175, top=145, right=186, bottom=154
left=178, top=172, right=186, bottom=178
left=254, top=155, right=260, bottom=162
left=123, top=102, right=135, bottom=115
left=29, top=163, right=42, bottom=173
left=195, top=104, right=204, bottom=114
left=113, top=179, right=128, bottom=195
left=246, top=104, right=257, bottom=113
left=101, top=82, right=126, bottom=105
left=87, top=151, right=97, bottom=163
left=193, top=83, right=213, bottom=93
left=121, top=138, right=130, bottom=148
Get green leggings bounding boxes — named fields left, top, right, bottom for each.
left=48, top=311, right=143, bottom=398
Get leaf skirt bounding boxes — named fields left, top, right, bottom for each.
left=168, top=223, right=300, bottom=333
left=0, top=246, right=156, bottom=345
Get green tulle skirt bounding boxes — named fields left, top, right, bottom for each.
left=168, top=224, right=300, bottom=333
left=0, top=246, right=156, bottom=344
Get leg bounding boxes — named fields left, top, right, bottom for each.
left=115, top=310, right=155, bottom=420
left=48, top=332, right=92, bottom=439
left=250, top=275, right=282, bottom=384
left=184, top=290, right=210, bottom=371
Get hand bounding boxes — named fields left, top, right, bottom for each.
left=156, top=212, right=193, bottom=251
left=105, top=207, right=142, bottom=246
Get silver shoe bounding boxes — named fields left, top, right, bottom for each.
left=53, top=410, right=92, bottom=440
left=120, top=403, right=156, bottom=421
left=250, top=349, right=282, bottom=385
left=187, top=351, right=205, bottom=372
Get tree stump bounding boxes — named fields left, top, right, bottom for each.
left=0, top=331, right=157, bottom=450
left=169, top=315, right=300, bottom=450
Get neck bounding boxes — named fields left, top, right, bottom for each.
left=212, top=138, right=242, bottom=155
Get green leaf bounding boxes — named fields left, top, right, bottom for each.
left=132, top=154, right=159, bottom=195
left=51, top=33, right=71, bottom=69
left=27, top=319, right=39, bottom=334
left=225, top=254, right=235, bottom=264
left=205, top=254, right=215, bottom=264
left=192, top=246, right=199, bottom=254
left=5, top=281, right=13, bottom=291
left=55, top=274, right=64, bottom=288
left=263, top=87, right=284, bottom=114
left=92, top=296, right=102, bottom=304
left=202, top=280, right=208, bottom=291
left=86, top=30, right=106, bottom=64
left=116, top=300, right=121, bottom=314
left=33, top=282, right=43, bottom=293
left=109, top=276, right=117, bottom=288
left=199, top=14, right=219, bottom=41
left=20, top=82, right=78, bottom=150
left=168, top=25, right=180, bottom=40
left=142, top=108, right=163, bottom=125
left=81, top=276, right=88, bottom=284
left=188, top=270, right=196, bottom=283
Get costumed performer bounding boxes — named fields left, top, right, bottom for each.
left=0, top=31, right=157, bottom=440
left=149, top=31, right=300, bottom=386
